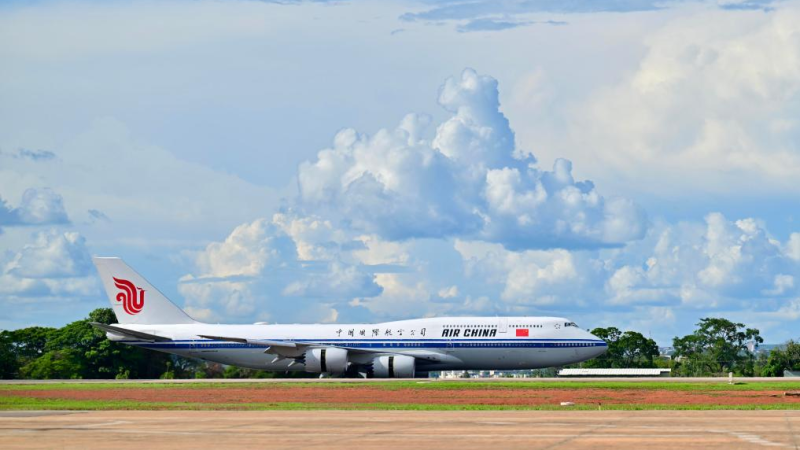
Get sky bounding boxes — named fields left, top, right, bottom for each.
left=1, top=0, right=800, bottom=345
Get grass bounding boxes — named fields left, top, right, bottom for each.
left=2, top=396, right=800, bottom=411
left=3, top=380, right=799, bottom=411
left=2, top=380, right=800, bottom=392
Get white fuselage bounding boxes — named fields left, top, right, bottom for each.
left=111, top=316, right=607, bottom=374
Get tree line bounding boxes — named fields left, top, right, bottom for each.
left=585, top=318, right=799, bottom=377
left=1, top=309, right=799, bottom=378
left=0, top=308, right=312, bottom=380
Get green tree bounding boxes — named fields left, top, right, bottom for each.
left=583, top=327, right=659, bottom=368
left=19, top=349, right=83, bottom=379
left=762, top=341, right=800, bottom=377
left=672, top=317, right=763, bottom=376
left=0, top=332, right=19, bottom=379
left=6, top=326, right=56, bottom=364
left=11, top=308, right=172, bottom=379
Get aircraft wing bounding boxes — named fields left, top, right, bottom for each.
left=196, top=334, right=450, bottom=362
left=91, top=322, right=172, bottom=342
left=197, top=335, right=307, bottom=349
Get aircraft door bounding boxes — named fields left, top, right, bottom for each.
left=498, top=317, right=508, bottom=334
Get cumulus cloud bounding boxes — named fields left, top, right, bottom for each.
left=451, top=212, right=800, bottom=321
left=7, top=231, right=91, bottom=279
left=603, top=213, right=800, bottom=307
left=567, top=6, right=800, bottom=195
left=455, top=239, right=589, bottom=306
left=0, top=188, right=69, bottom=227
left=0, top=230, right=97, bottom=300
left=297, top=68, right=647, bottom=250
left=179, top=215, right=383, bottom=322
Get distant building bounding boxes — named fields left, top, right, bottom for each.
left=785, top=370, right=800, bottom=378
left=558, top=368, right=671, bottom=377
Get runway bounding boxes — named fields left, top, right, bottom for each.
left=2, top=410, right=799, bottom=450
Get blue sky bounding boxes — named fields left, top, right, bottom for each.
left=1, top=0, right=800, bottom=345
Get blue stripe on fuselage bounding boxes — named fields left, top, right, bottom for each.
left=117, top=338, right=608, bottom=350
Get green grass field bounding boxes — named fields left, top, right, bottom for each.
left=2, top=380, right=800, bottom=391
left=2, top=396, right=800, bottom=412
left=2, top=380, right=800, bottom=411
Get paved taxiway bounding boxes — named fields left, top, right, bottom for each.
left=2, top=410, right=799, bottom=450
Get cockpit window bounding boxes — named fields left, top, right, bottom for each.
left=565, top=322, right=578, bottom=327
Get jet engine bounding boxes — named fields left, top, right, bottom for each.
left=371, top=355, right=415, bottom=378
left=304, top=348, right=349, bottom=375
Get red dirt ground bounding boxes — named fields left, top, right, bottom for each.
left=5, top=387, right=800, bottom=406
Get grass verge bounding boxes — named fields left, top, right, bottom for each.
left=2, top=381, right=800, bottom=392
left=1, top=396, right=800, bottom=411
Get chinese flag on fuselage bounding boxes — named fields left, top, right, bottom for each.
left=516, top=328, right=529, bottom=337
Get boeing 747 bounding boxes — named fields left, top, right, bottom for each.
left=92, top=257, right=607, bottom=377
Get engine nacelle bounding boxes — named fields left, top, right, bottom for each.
left=371, top=355, right=416, bottom=378
left=304, top=348, right=349, bottom=375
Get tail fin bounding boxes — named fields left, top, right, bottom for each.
left=93, top=257, right=196, bottom=325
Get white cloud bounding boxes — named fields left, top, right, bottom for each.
left=180, top=216, right=383, bottom=322
left=351, top=235, right=411, bottom=266
left=297, top=68, right=647, bottom=250
left=191, top=218, right=296, bottom=279
left=282, top=262, right=383, bottom=298
left=349, top=273, right=436, bottom=318
left=455, top=239, right=585, bottom=305
left=605, top=213, right=800, bottom=307
left=438, top=285, right=459, bottom=298
left=7, top=230, right=91, bottom=279
left=452, top=211, right=800, bottom=321
left=565, top=6, right=800, bottom=196
left=786, top=233, right=800, bottom=261
left=0, top=229, right=97, bottom=301
left=0, top=188, right=69, bottom=227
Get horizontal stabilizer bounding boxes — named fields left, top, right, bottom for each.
left=91, top=322, right=172, bottom=342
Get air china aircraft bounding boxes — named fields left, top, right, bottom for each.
left=92, top=257, right=608, bottom=378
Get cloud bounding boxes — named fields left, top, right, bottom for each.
left=0, top=188, right=69, bottom=227
left=604, top=213, right=800, bottom=307
left=179, top=215, right=383, bottom=322
left=456, top=19, right=567, bottom=33
left=400, top=0, right=664, bottom=23
left=11, top=149, right=57, bottom=162
left=349, top=273, right=436, bottom=318
left=456, top=19, right=532, bottom=33
left=283, top=262, right=383, bottom=298
left=7, top=230, right=92, bottom=279
left=451, top=212, right=800, bottom=319
left=86, top=209, right=110, bottom=223
left=718, top=0, right=776, bottom=11
left=565, top=6, right=800, bottom=196
left=0, top=118, right=278, bottom=244
left=401, top=0, right=781, bottom=34
left=438, top=285, right=459, bottom=298
left=297, top=68, right=647, bottom=250
left=455, top=239, right=588, bottom=306
left=0, top=230, right=97, bottom=301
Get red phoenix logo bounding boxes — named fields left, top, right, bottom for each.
left=113, top=277, right=145, bottom=315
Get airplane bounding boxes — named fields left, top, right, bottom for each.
left=92, top=257, right=608, bottom=378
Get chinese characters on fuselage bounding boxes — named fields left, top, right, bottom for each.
left=335, top=328, right=427, bottom=337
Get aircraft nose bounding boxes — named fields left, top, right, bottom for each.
left=589, top=332, right=608, bottom=358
